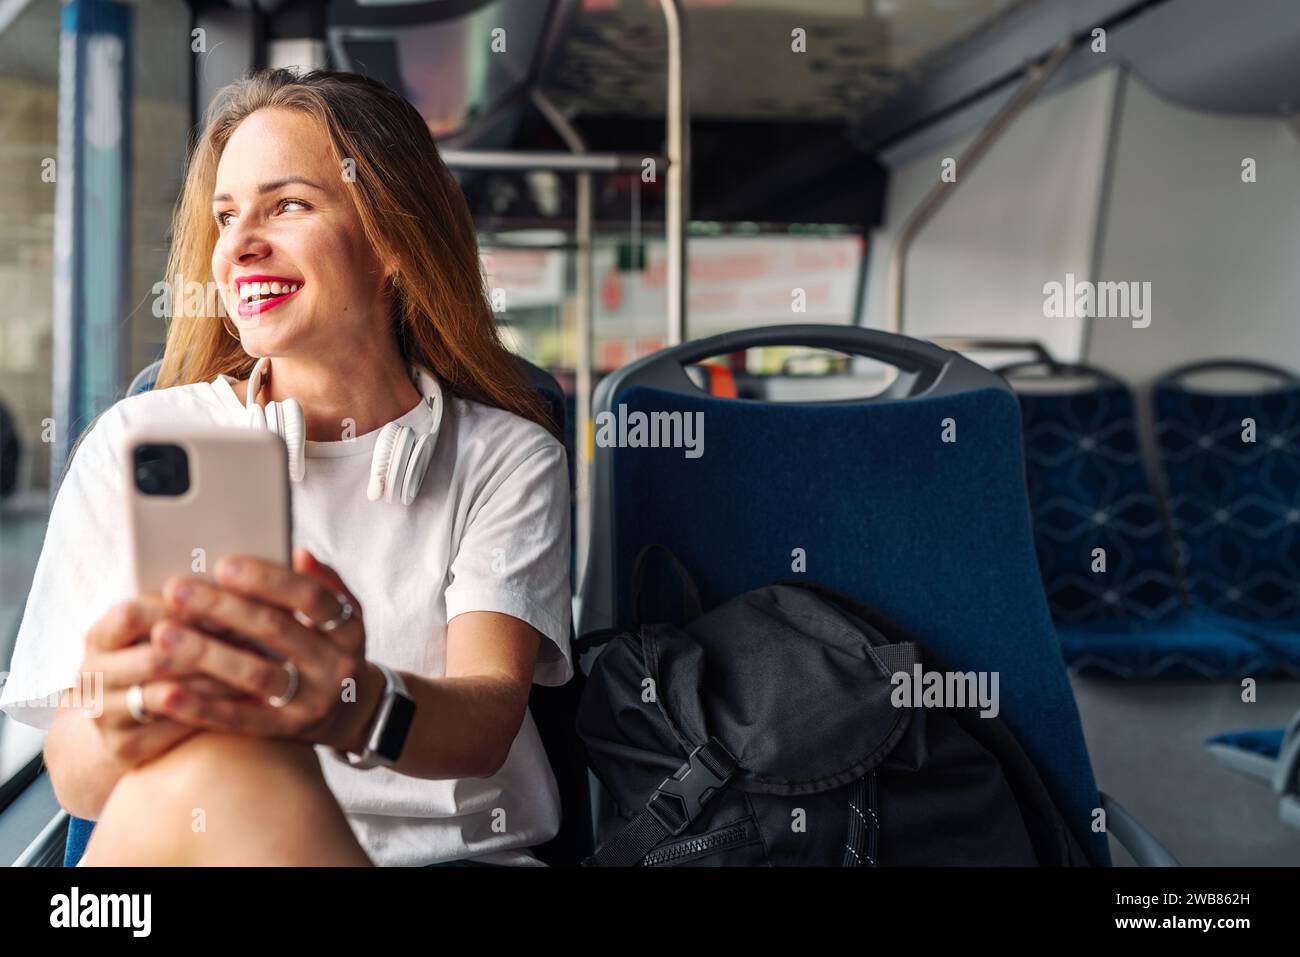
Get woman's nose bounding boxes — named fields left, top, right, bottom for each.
left=216, top=219, right=272, bottom=266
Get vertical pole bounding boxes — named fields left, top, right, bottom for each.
left=51, top=0, right=132, bottom=479
left=530, top=89, right=594, bottom=585
left=574, top=171, right=593, bottom=580
left=659, top=0, right=688, bottom=345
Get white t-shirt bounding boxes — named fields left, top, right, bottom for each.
left=0, top=370, right=573, bottom=866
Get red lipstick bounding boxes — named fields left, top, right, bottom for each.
left=235, top=274, right=304, bottom=318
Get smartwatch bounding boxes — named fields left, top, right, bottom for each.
left=332, top=662, right=416, bottom=770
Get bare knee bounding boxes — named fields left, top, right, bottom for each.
left=84, top=732, right=370, bottom=866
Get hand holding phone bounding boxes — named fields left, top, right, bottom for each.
left=119, top=426, right=374, bottom=749
left=124, top=426, right=292, bottom=595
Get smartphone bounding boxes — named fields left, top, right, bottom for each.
left=123, top=426, right=292, bottom=596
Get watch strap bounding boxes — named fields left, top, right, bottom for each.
left=332, top=662, right=413, bottom=770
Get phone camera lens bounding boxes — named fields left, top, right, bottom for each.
left=133, top=443, right=190, bottom=496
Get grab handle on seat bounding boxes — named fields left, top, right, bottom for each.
left=607, top=324, right=1002, bottom=403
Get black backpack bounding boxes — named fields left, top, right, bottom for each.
left=576, top=547, right=1089, bottom=867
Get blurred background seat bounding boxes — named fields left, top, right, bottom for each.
left=1154, top=360, right=1300, bottom=676
left=1001, top=358, right=1275, bottom=679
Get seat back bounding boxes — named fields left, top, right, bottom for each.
left=63, top=815, right=94, bottom=867
left=500, top=360, right=592, bottom=865
left=65, top=355, right=591, bottom=866
left=1000, top=360, right=1184, bottom=626
left=576, top=324, right=1109, bottom=864
left=1153, top=360, right=1300, bottom=621
left=125, top=358, right=163, bottom=397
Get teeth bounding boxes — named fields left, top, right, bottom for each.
left=239, top=281, right=301, bottom=301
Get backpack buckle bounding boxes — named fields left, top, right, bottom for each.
left=646, top=738, right=737, bottom=836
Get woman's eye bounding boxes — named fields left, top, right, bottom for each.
left=213, top=199, right=308, bottom=229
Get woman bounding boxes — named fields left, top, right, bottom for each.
left=0, top=69, right=572, bottom=866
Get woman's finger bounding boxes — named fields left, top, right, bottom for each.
left=297, top=550, right=363, bottom=616
left=295, top=549, right=349, bottom=596
left=293, top=549, right=365, bottom=653
left=215, top=554, right=355, bottom=634
left=161, top=576, right=308, bottom=663
left=142, top=680, right=287, bottom=736
left=174, top=674, right=255, bottom=701
left=92, top=640, right=186, bottom=690
left=148, top=619, right=303, bottom=702
left=93, top=695, right=199, bottom=763
left=96, top=688, right=185, bottom=733
left=87, top=597, right=167, bottom=652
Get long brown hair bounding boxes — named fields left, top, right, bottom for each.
left=154, top=67, right=554, bottom=436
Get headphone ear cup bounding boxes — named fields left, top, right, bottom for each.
left=368, top=423, right=401, bottom=502
left=279, top=398, right=306, bottom=482
left=383, top=426, right=415, bottom=505
left=265, top=400, right=282, bottom=436
left=400, top=432, right=435, bottom=506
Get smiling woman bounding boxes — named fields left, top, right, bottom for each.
left=0, top=69, right=573, bottom=867
left=169, top=71, right=558, bottom=441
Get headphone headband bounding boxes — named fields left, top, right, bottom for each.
left=242, top=355, right=444, bottom=505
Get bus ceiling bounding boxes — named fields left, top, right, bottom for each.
left=193, top=1, right=1300, bottom=133
left=854, top=0, right=1300, bottom=159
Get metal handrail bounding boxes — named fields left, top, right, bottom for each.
left=886, top=38, right=1075, bottom=334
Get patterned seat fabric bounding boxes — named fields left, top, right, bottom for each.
left=1008, top=363, right=1277, bottom=679
left=1153, top=367, right=1300, bottom=674
left=1154, top=374, right=1300, bottom=621
left=1017, top=382, right=1183, bottom=626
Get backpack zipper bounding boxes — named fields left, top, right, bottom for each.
left=642, top=820, right=754, bottom=866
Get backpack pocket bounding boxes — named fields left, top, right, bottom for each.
left=641, top=815, right=763, bottom=867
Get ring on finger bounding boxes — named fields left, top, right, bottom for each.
left=293, top=591, right=354, bottom=633
left=127, top=683, right=152, bottom=724
left=267, top=659, right=300, bottom=708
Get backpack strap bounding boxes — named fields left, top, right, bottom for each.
left=631, top=544, right=704, bottom=629
left=571, top=627, right=628, bottom=655
left=583, top=738, right=738, bottom=867
left=842, top=772, right=878, bottom=867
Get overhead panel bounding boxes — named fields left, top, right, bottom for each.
left=539, top=0, right=1035, bottom=122
left=328, top=0, right=551, bottom=138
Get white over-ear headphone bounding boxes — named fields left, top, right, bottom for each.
left=244, top=355, right=444, bottom=506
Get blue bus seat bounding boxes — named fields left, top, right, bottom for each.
left=576, top=324, right=1146, bottom=865
left=65, top=355, right=592, bottom=867
left=1000, top=360, right=1275, bottom=679
left=63, top=815, right=94, bottom=868
left=1154, top=360, right=1300, bottom=674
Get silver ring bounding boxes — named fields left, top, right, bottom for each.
left=267, top=659, right=300, bottom=708
left=293, top=591, right=354, bottom=633
left=126, top=684, right=152, bottom=724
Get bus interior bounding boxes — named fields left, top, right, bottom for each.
left=1, top=0, right=1299, bottom=883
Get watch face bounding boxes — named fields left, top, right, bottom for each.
left=374, top=694, right=416, bottom=762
